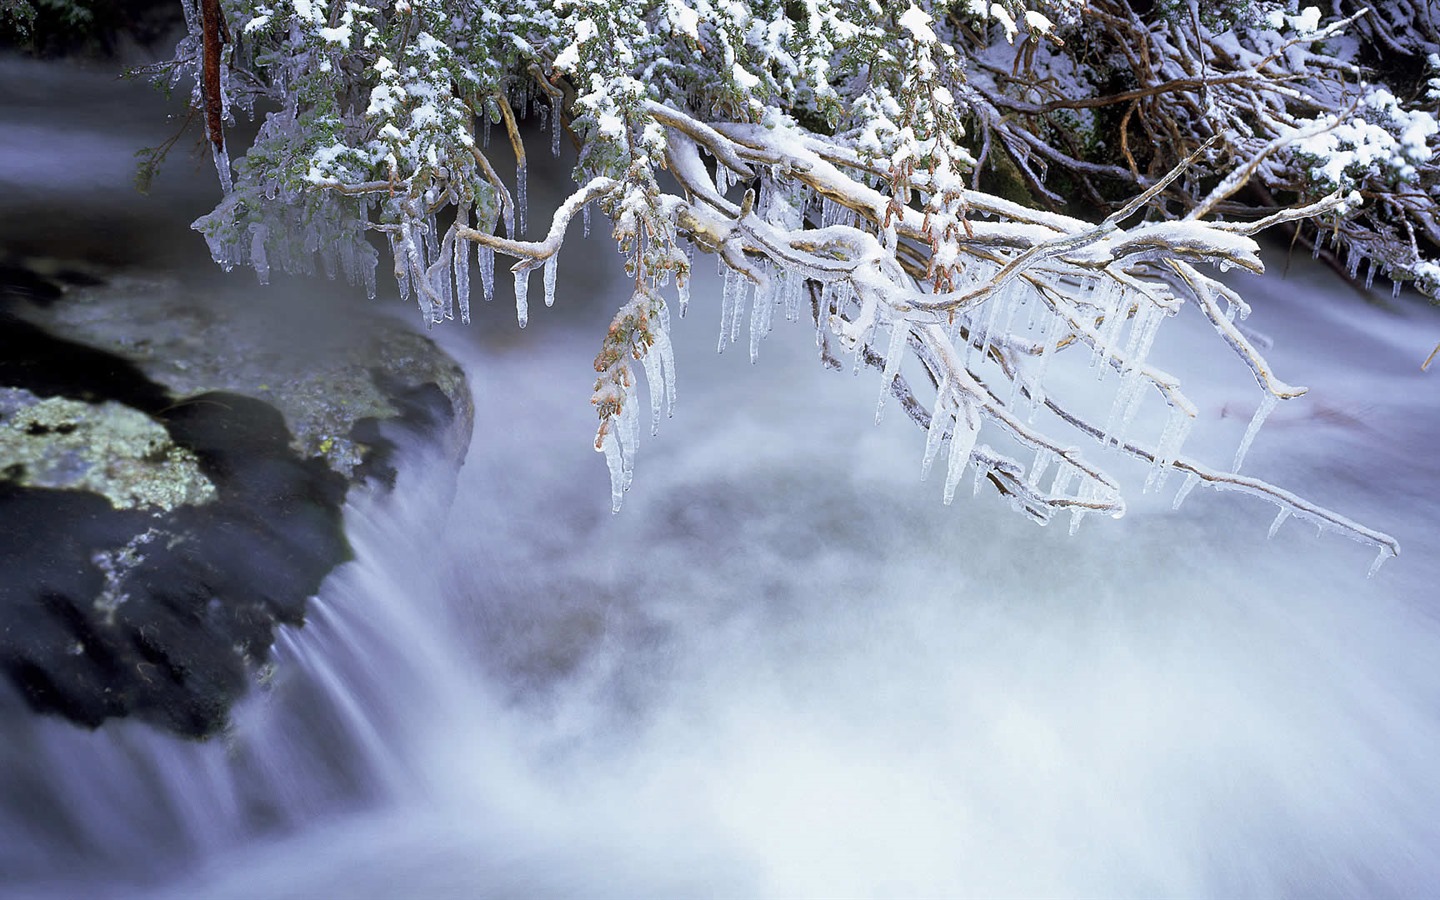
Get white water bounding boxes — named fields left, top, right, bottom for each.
left=5, top=55, right=1440, bottom=899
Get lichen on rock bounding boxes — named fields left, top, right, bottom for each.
left=0, top=388, right=216, bottom=510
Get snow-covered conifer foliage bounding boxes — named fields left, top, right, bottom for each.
left=159, top=0, right=1428, bottom=566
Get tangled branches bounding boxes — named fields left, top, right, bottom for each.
left=167, top=0, right=1405, bottom=568
left=964, top=1, right=1439, bottom=298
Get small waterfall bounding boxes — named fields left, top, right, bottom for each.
left=0, top=432, right=467, bottom=896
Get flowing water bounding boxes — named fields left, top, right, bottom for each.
left=4, top=55, right=1440, bottom=899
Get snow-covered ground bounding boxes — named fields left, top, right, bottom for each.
left=5, top=53, right=1440, bottom=899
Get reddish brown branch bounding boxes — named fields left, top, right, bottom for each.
left=200, top=0, right=225, bottom=152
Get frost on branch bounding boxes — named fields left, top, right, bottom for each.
left=163, top=0, right=1403, bottom=566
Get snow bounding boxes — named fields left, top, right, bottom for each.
left=898, top=5, right=936, bottom=44
left=1023, top=10, right=1053, bottom=34
left=988, top=3, right=1019, bottom=43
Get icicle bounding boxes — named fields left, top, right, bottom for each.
left=390, top=234, right=411, bottom=301
left=1051, top=460, right=1077, bottom=500
left=976, top=281, right=1009, bottom=361
left=1267, top=508, right=1290, bottom=539
left=550, top=94, right=562, bottom=157
left=1172, top=472, right=1201, bottom=510
left=1028, top=310, right=1066, bottom=420
left=1068, top=481, right=1093, bottom=534
left=423, top=213, right=439, bottom=261
left=718, top=267, right=739, bottom=352
left=1232, top=392, right=1277, bottom=472
left=875, top=321, right=910, bottom=423
left=600, top=430, right=626, bottom=513
left=942, top=400, right=979, bottom=505
left=1368, top=547, right=1392, bottom=578
left=715, top=162, right=731, bottom=196
left=1346, top=244, right=1362, bottom=280
left=250, top=224, right=270, bottom=285
left=1145, top=407, right=1193, bottom=492
left=501, top=196, right=515, bottom=240
left=340, top=234, right=358, bottom=285
left=1101, top=304, right=1163, bottom=445
left=1006, top=354, right=1026, bottom=411
left=640, top=336, right=665, bottom=435
left=543, top=254, right=558, bottom=307
left=362, top=250, right=377, bottom=300
left=652, top=319, right=676, bottom=419
left=1103, top=372, right=1147, bottom=448
left=211, top=143, right=233, bottom=193
left=1028, top=447, right=1053, bottom=487
left=749, top=281, right=766, bottom=363
left=514, top=268, right=529, bottom=327
left=920, top=374, right=952, bottom=480
left=748, top=274, right=774, bottom=363
left=619, top=391, right=639, bottom=487
left=781, top=272, right=803, bottom=322
left=999, top=283, right=1023, bottom=348
left=437, top=251, right=454, bottom=321
left=1124, top=302, right=1164, bottom=373
left=730, top=277, right=747, bottom=346
left=516, top=160, right=528, bottom=237
left=454, top=208, right=472, bottom=323
left=1087, top=281, right=1116, bottom=368
left=1096, top=292, right=1130, bottom=378
left=814, top=286, right=829, bottom=349
left=479, top=245, right=495, bottom=303
left=582, top=202, right=591, bottom=238
left=677, top=272, right=690, bottom=317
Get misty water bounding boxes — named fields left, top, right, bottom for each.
left=4, top=56, right=1440, bottom=898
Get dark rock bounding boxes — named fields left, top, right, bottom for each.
left=0, top=264, right=62, bottom=305
left=0, top=262, right=472, bottom=737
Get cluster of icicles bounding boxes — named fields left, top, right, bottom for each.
left=595, top=181, right=1394, bottom=575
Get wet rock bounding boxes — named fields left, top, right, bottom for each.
left=0, top=262, right=472, bottom=737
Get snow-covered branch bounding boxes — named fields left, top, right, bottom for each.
left=164, top=0, right=1411, bottom=566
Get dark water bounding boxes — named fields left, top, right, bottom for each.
left=4, top=54, right=1440, bottom=899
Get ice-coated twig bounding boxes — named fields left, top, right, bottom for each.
left=455, top=176, right=619, bottom=265
left=1036, top=390, right=1398, bottom=560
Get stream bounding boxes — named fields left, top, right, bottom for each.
left=4, top=54, right=1440, bottom=899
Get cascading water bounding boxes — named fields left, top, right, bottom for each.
left=5, top=53, right=1440, bottom=899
